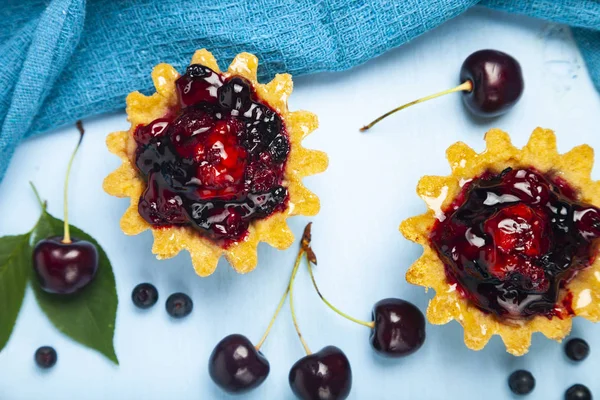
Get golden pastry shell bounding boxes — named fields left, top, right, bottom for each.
left=401, top=128, right=600, bottom=356
left=103, top=50, right=328, bottom=276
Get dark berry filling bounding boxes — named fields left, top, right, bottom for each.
left=430, top=168, right=600, bottom=318
left=133, top=66, right=290, bottom=244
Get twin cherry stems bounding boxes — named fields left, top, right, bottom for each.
left=208, top=223, right=426, bottom=397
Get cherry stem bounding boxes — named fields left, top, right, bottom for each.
left=290, top=247, right=311, bottom=355
left=305, top=253, right=375, bottom=329
left=62, top=123, right=85, bottom=244
left=29, top=182, right=47, bottom=211
left=360, top=80, right=473, bottom=132
left=255, top=267, right=294, bottom=351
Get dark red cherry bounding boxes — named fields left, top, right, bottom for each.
left=460, top=49, right=524, bottom=117
left=33, top=237, right=99, bottom=294
left=289, top=346, right=352, bottom=400
left=370, top=298, right=426, bottom=357
left=208, top=334, right=270, bottom=394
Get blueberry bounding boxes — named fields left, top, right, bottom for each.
left=255, top=186, right=287, bottom=216
left=565, top=338, right=590, bottom=362
left=268, top=135, right=289, bottom=164
left=186, top=64, right=211, bottom=79
left=259, top=115, right=281, bottom=144
left=135, top=142, right=162, bottom=176
left=166, top=292, right=193, bottom=318
left=35, top=346, right=57, bottom=369
left=271, top=186, right=287, bottom=203
left=508, top=370, right=535, bottom=395
left=132, top=283, right=159, bottom=309
left=219, top=77, right=252, bottom=112
left=565, top=384, right=592, bottom=400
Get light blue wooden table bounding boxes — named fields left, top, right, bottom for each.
left=1, top=7, right=599, bottom=400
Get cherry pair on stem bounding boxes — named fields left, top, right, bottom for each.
left=209, top=223, right=426, bottom=399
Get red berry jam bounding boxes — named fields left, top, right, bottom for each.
left=430, top=168, right=600, bottom=318
left=133, top=65, right=290, bottom=244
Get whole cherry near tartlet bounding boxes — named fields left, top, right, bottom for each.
left=289, top=346, right=352, bottom=400
left=103, top=49, right=328, bottom=276
left=208, top=334, right=270, bottom=394
left=301, top=225, right=426, bottom=358
left=33, top=125, right=99, bottom=294
left=360, top=49, right=524, bottom=131
left=401, top=128, right=600, bottom=356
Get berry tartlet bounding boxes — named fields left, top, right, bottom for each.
left=103, top=50, right=328, bottom=276
left=401, top=128, right=600, bottom=355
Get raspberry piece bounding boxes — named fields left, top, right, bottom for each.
left=484, top=204, right=547, bottom=257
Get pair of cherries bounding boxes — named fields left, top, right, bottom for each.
left=208, top=224, right=426, bottom=399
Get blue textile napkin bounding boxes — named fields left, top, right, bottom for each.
left=1, top=0, right=599, bottom=184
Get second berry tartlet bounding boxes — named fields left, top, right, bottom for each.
left=401, top=128, right=600, bottom=355
left=103, top=50, right=328, bottom=276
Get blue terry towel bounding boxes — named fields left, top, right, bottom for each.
left=0, top=0, right=599, bottom=184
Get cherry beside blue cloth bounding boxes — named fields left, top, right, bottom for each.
left=0, top=0, right=599, bottom=183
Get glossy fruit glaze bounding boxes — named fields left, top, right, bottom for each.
left=133, top=65, right=290, bottom=244
left=430, top=167, right=600, bottom=318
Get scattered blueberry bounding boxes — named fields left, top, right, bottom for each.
left=565, top=338, right=590, bottom=362
left=508, top=370, right=535, bottom=395
left=166, top=292, right=193, bottom=318
left=132, top=283, right=159, bottom=309
left=35, top=346, right=57, bottom=369
left=565, top=384, right=592, bottom=400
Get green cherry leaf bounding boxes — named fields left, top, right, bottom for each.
left=31, top=211, right=119, bottom=364
left=0, top=233, right=31, bottom=352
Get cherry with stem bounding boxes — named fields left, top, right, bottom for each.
left=33, top=121, right=99, bottom=295
left=208, top=236, right=303, bottom=394
left=303, top=224, right=426, bottom=358
left=288, top=224, right=353, bottom=400
left=360, top=49, right=524, bottom=131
